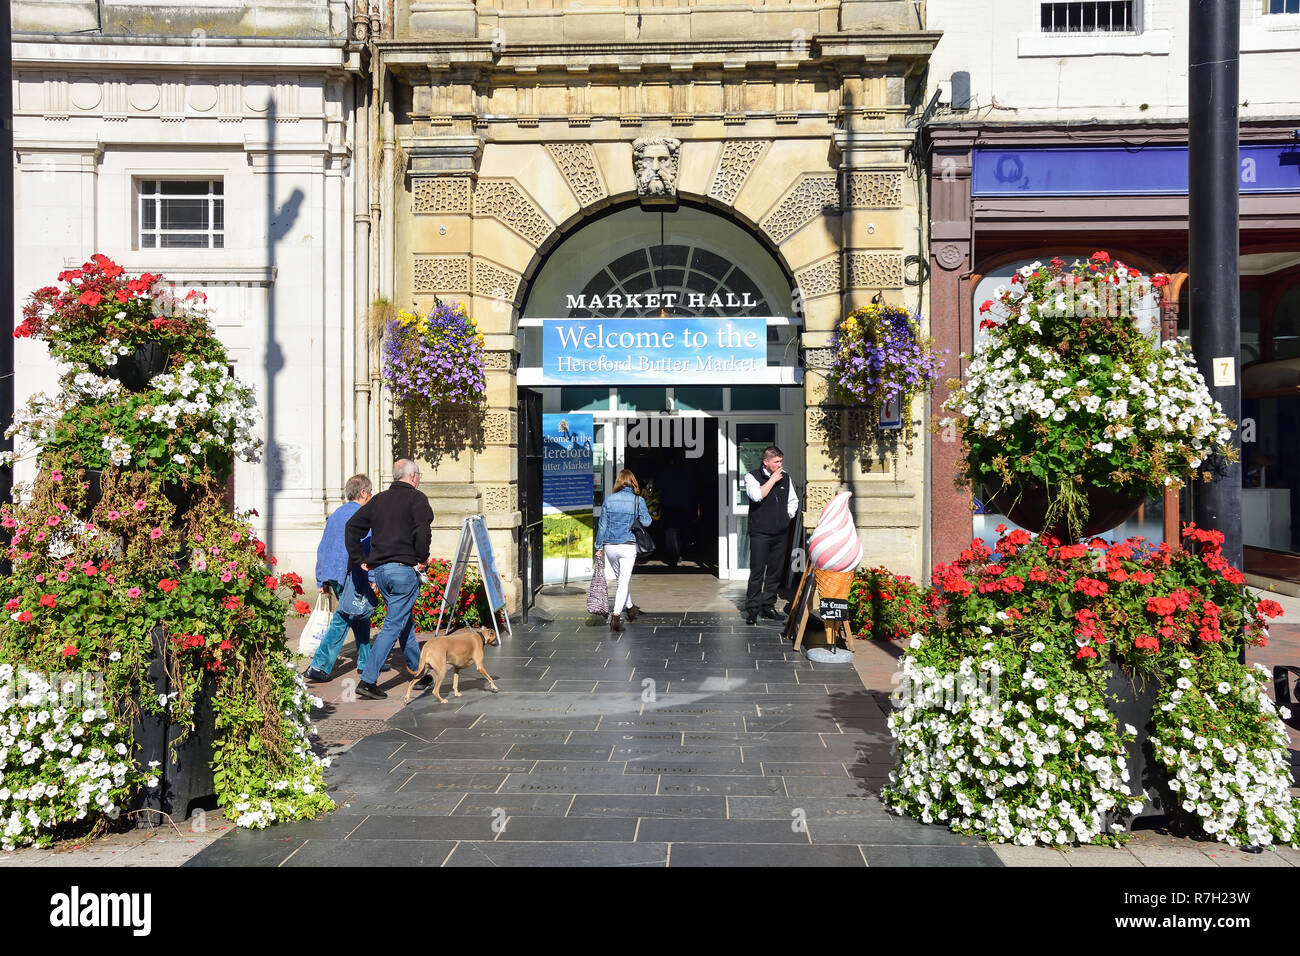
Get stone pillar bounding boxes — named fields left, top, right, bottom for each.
left=928, top=135, right=977, bottom=570
left=817, top=109, right=926, bottom=579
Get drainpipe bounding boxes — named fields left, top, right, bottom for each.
left=379, top=65, right=396, bottom=486
left=353, top=53, right=371, bottom=480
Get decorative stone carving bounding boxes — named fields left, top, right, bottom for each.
left=935, top=243, right=966, bottom=271
left=187, top=81, right=218, bottom=113
left=545, top=143, right=607, bottom=208
left=708, top=140, right=767, bottom=207
left=483, top=351, right=515, bottom=371
left=793, top=257, right=841, bottom=299
left=806, top=405, right=843, bottom=446
left=484, top=410, right=517, bottom=445
left=846, top=171, right=904, bottom=208
left=804, top=347, right=835, bottom=371
left=632, top=136, right=681, bottom=205
left=846, top=252, right=904, bottom=289
left=472, top=179, right=553, bottom=247
left=413, top=255, right=471, bottom=294
left=804, top=483, right=839, bottom=516
left=70, top=79, right=101, bottom=112
left=413, top=177, right=471, bottom=215
left=761, top=174, right=839, bottom=245
left=473, top=260, right=521, bottom=303
left=481, top=484, right=517, bottom=514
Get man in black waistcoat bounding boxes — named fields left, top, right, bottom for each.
left=742, top=445, right=799, bottom=626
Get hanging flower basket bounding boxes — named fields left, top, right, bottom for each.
left=381, top=300, right=487, bottom=412
left=96, top=342, right=172, bottom=392
left=826, top=305, right=944, bottom=447
left=980, top=477, right=1145, bottom=543
left=942, top=253, right=1234, bottom=540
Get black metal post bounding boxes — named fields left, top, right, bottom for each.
left=1188, top=0, right=1242, bottom=657
left=1, top=0, right=15, bottom=513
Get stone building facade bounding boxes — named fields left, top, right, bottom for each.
left=376, top=0, right=939, bottom=607
left=9, top=0, right=376, bottom=578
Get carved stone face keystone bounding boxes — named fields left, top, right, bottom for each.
left=633, top=136, right=681, bottom=203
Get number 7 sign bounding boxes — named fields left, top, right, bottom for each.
left=1212, top=356, right=1236, bottom=388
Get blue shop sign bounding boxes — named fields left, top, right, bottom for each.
left=972, top=144, right=1300, bottom=196
left=540, top=317, right=767, bottom=385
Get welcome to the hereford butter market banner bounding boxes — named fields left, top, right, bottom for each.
left=540, top=317, right=766, bottom=385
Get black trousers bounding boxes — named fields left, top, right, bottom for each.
left=745, top=530, right=786, bottom=615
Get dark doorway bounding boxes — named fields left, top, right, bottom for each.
left=623, top=418, right=719, bottom=574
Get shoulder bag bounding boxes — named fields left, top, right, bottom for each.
left=632, top=496, right=655, bottom=557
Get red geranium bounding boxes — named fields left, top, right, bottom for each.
left=158, top=578, right=179, bottom=593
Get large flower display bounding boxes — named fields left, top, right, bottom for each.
left=1, top=255, right=331, bottom=851
left=941, top=253, right=1233, bottom=538
left=883, top=524, right=1297, bottom=849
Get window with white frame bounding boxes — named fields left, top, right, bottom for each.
left=1268, top=0, right=1300, bottom=14
left=137, top=179, right=224, bottom=249
left=1039, top=1, right=1139, bottom=33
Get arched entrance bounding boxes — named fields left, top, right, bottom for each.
left=518, top=201, right=804, bottom=583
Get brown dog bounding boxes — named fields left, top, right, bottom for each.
left=404, top=626, right=500, bottom=704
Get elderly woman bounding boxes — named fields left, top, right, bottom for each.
left=305, top=474, right=385, bottom=681
left=594, top=469, right=652, bottom=632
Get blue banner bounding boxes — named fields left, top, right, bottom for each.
left=540, top=317, right=767, bottom=384
left=972, top=144, right=1300, bottom=196
left=542, top=413, right=594, bottom=510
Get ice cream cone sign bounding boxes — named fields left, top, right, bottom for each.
left=792, top=490, right=861, bottom=656
left=808, top=491, right=862, bottom=574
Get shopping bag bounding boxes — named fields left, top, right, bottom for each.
left=337, top=567, right=378, bottom=621
left=587, top=554, right=610, bottom=617
left=297, top=592, right=333, bottom=657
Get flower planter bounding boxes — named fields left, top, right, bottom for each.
left=98, top=343, right=171, bottom=392
left=162, top=480, right=202, bottom=517
left=1104, top=660, right=1174, bottom=826
left=981, top=479, right=1144, bottom=542
left=130, top=626, right=218, bottom=822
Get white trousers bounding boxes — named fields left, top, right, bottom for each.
left=603, top=543, right=638, bottom=616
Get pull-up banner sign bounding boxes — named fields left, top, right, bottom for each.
left=540, top=317, right=766, bottom=385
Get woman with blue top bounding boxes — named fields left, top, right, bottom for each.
left=305, top=474, right=387, bottom=681
left=594, top=468, right=652, bottom=633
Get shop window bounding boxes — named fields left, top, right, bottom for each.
left=559, top=387, right=611, bottom=412
left=617, top=387, right=668, bottom=411
left=730, top=386, right=781, bottom=411
left=1241, top=289, right=1262, bottom=366
left=1273, top=284, right=1300, bottom=361
left=137, top=179, right=224, bottom=249
left=1040, top=1, right=1138, bottom=33
left=674, top=387, right=724, bottom=411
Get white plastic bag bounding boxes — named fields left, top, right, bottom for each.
left=297, top=592, right=332, bottom=658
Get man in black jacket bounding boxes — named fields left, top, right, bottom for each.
left=346, top=459, right=435, bottom=699
left=743, top=446, right=799, bottom=626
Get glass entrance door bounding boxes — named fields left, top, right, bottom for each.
left=721, top=420, right=781, bottom=581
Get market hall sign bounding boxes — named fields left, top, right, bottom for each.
left=540, top=317, right=766, bottom=384
left=565, top=291, right=760, bottom=311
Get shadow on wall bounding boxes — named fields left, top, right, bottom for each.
left=264, top=97, right=304, bottom=559
left=395, top=404, right=487, bottom=470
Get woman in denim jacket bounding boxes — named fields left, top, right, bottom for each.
left=594, top=469, right=652, bottom=632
